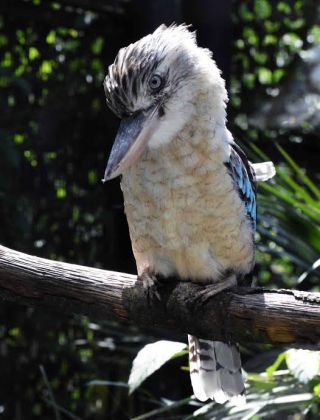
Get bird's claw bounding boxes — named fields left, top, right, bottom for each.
left=138, top=271, right=161, bottom=302
left=192, top=275, right=237, bottom=307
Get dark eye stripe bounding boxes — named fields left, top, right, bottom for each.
left=104, top=43, right=166, bottom=117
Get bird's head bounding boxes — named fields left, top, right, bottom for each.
left=103, top=24, right=227, bottom=181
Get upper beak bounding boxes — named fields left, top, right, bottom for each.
left=103, top=104, right=159, bottom=181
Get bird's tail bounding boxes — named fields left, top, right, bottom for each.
left=188, top=335, right=246, bottom=405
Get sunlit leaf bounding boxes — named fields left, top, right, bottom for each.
left=286, top=349, right=320, bottom=383
left=91, top=37, right=104, bottom=55
left=128, top=340, right=186, bottom=394
left=254, top=0, right=272, bottom=19
left=257, top=67, right=273, bottom=84
left=87, top=380, right=128, bottom=388
left=46, top=30, right=56, bottom=44
left=298, top=257, right=320, bottom=284
left=29, top=47, right=40, bottom=61
left=277, top=145, right=320, bottom=200
left=266, top=352, right=287, bottom=378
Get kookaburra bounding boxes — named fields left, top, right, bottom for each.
left=103, top=24, right=275, bottom=404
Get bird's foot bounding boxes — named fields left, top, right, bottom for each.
left=138, top=270, right=161, bottom=301
left=193, top=275, right=237, bottom=307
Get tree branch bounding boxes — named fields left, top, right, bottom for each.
left=1, top=244, right=320, bottom=346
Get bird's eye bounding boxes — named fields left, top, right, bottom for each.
left=149, top=74, right=163, bottom=91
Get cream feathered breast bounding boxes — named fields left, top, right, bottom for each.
left=121, top=88, right=254, bottom=281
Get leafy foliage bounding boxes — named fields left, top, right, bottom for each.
left=257, top=145, right=320, bottom=289
left=231, top=0, right=316, bottom=110
left=125, top=344, right=320, bottom=419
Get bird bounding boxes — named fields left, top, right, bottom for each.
left=102, top=24, right=275, bottom=405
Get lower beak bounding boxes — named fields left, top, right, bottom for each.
left=103, top=104, right=158, bottom=181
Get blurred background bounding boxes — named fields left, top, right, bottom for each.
left=1, top=0, right=320, bottom=418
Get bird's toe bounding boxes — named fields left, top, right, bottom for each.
left=138, top=270, right=161, bottom=301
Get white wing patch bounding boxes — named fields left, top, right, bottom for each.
left=251, top=161, right=276, bottom=182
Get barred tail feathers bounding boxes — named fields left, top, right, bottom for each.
left=188, top=335, right=246, bottom=405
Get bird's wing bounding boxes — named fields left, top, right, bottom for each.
left=251, top=161, right=276, bottom=182
left=224, top=143, right=257, bottom=230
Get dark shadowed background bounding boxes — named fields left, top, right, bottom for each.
left=1, top=0, right=320, bottom=418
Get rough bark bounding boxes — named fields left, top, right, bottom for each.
left=1, top=244, right=320, bottom=346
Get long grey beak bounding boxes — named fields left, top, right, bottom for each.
left=103, top=105, right=158, bottom=181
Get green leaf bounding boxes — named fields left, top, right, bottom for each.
left=310, top=25, right=320, bottom=44
left=46, top=30, right=56, bottom=45
left=239, top=4, right=254, bottom=22
left=91, top=37, right=104, bottom=55
left=273, top=68, right=285, bottom=82
left=29, top=47, right=40, bottom=61
left=254, top=0, right=272, bottom=19
left=13, top=133, right=25, bottom=144
left=56, top=187, right=66, bottom=199
left=39, top=60, right=54, bottom=76
left=266, top=352, right=287, bottom=378
left=254, top=52, right=268, bottom=64
left=275, top=167, right=318, bottom=206
left=277, top=145, right=320, bottom=200
left=260, top=183, right=320, bottom=223
left=277, top=2, right=291, bottom=14
left=128, top=340, right=186, bottom=394
left=313, top=383, right=320, bottom=396
left=243, top=27, right=259, bottom=46
left=0, top=34, right=8, bottom=47
left=263, top=34, right=277, bottom=45
left=284, top=18, right=305, bottom=30
left=87, top=169, right=97, bottom=185
left=257, top=67, right=273, bottom=84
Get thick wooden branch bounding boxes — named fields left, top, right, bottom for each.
left=0, top=244, right=320, bottom=346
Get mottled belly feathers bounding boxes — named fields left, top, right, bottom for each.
left=121, top=126, right=255, bottom=282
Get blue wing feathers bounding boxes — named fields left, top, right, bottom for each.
left=224, top=143, right=256, bottom=231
